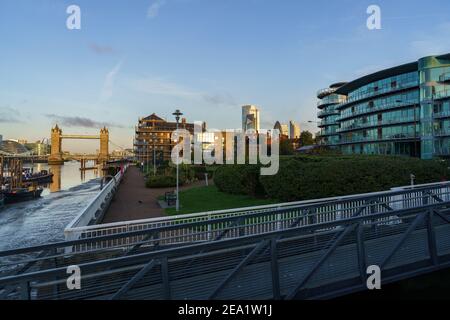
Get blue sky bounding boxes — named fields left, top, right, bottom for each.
left=1, top=0, right=450, bottom=152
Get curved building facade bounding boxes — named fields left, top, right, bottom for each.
left=317, top=82, right=347, bottom=146
left=317, top=53, right=450, bottom=159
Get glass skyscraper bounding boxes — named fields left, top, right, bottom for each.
left=317, top=53, right=450, bottom=159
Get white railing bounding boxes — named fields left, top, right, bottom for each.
left=63, top=179, right=450, bottom=252
left=64, top=165, right=128, bottom=240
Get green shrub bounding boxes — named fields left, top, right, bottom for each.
left=213, top=155, right=450, bottom=202
left=146, top=175, right=185, bottom=188
left=260, top=156, right=449, bottom=201
left=214, top=165, right=265, bottom=196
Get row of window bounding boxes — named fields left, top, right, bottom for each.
left=339, top=90, right=419, bottom=120
left=340, top=107, right=418, bottom=131
left=346, top=71, right=418, bottom=103
left=341, top=141, right=418, bottom=156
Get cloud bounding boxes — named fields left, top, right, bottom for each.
left=100, top=61, right=122, bottom=102
left=88, top=43, right=114, bottom=54
left=129, top=76, right=240, bottom=111
left=0, top=105, right=24, bottom=123
left=147, top=0, right=166, bottom=19
left=45, top=114, right=125, bottom=129
left=203, top=93, right=236, bottom=107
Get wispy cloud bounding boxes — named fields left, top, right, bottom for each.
left=0, top=105, right=25, bottom=123
left=147, top=0, right=166, bottom=19
left=100, top=61, right=122, bottom=102
left=203, top=93, right=236, bottom=107
left=88, top=43, right=114, bottom=55
left=45, top=114, right=125, bottom=129
left=130, top=76, right=238, bottom=108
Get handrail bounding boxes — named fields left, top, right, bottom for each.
left=0, top=180, right=446, bottom=259
left=0, top=200, right=449, bottom=287
left=64, top=179, right=450, bottom=233
left=64, top=164, right=128, bottom=230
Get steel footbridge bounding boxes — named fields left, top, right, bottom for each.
left=2, top=181, right=450, bottom=299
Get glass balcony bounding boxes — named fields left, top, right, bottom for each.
left=318, top=109, right=339, bottom=118
left=338, top=133, right=418, bottom=144
left=434, top=130, right=450, bottom=137
left=434, top=90, right=450, bottom=100
left=318, top=119, right=338, bottom=127
left=433, top=111, right=450, bottom=119
left=337, top=100, right=418, bottom=122
left=336, top=80, right=418, bottom=109
left=337, top=117, right=417, bottom=133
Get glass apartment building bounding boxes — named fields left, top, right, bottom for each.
left=317, top=53, right=450, bottom=159
left=317, top=82, right=347, bottom=146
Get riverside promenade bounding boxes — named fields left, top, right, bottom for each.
left=101, top=165, right=204, bottom=223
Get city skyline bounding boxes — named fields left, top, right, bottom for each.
left=2, top=0, right=450, bottom=152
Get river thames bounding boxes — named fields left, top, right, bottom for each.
left=0, top=161, right=103, bottom=251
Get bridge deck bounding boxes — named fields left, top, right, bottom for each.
left=2, top=181, right=450, bottom=300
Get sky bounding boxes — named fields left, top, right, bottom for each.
left=1, top=0, right=450, bottom=152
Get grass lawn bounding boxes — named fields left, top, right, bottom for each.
left=164, top=185, right=278, bottom=215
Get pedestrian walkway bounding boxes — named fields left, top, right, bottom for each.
left=101, top=165, right=205, bottom=223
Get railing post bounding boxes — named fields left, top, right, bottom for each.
left=161, top=257, right=171, bottom=300
left=270, top=238, right=281, bottom=300
left=20, top=281, right=31, bottom=300
left=356, top=223, right=367, bottom=284
left=427, top=209, right=438, bottom=265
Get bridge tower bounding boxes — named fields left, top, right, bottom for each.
left=48, top=125, right=64, bottom=165
left=99, top=127, right=109, bottom=163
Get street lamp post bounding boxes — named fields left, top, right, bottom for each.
left=153, top=134, right=156, bottom=176
left=172, top=109, right=183, bottom=212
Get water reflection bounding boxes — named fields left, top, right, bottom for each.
left=27, top=161, right=104, bottom=196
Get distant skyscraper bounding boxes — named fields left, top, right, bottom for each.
left=274, top=121, right=289, bottom=138
left=289, top=121, right=301, bottom=139
left=242, top=105, right=260, bottom=131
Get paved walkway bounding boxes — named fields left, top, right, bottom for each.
left=101, top=166, right=205, bottom=223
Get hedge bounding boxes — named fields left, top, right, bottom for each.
left=214, top=165, right=265, bottom=196
left=146, top=175, right=185, bottom=188
left=214, top=155, right=450, bottom=202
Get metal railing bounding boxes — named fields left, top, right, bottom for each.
left=60, top=181, right=450, bottom=254
left=1, top=181, right=450, bottom=299
left=64, top=165, right=128, bottom=232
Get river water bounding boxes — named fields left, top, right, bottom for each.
left=0, top=161, right=103, bottom=251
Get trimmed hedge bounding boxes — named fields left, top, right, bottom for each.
left=214, top=165, right=265, bottom=196
left=214, top=155, right=450, bottom=202
left=146, top=175, right=185, bottom=188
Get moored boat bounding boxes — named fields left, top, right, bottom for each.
left=3, top=187, right=43, bottom=204
left=22, top=169, right=53, bottom=184
left=0, top=193, right=4, bottom=209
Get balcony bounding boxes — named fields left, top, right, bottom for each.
left=433, top=111, right=450, bottom=119
left=337, top=117, right=417, bottom=133
left=317, top=96, right=347, bottom=108
left=318, top=119, right=338, bottom=127
left=317, top=109, right=339, bottom=118
left=338, top=133, right=418, bottom=145
left=335, top=80, right=418, bottom=109
left=337, top=100, right=418, bottom=122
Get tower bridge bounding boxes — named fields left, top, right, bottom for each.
left=48, top=125, right=109, bottom=165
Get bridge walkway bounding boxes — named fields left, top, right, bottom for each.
left=1, top=181, right=450, bottom=299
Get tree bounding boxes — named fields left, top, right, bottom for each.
left=299, top=131, right=314, bottom=147
left=279, top=138, right=294, bottom=155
